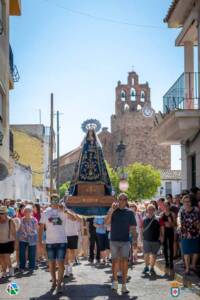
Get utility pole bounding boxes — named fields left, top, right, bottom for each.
left=56, top=110, right=60, bottom=195
left=38, top=109, right=42, bottom=124
left=49, top=93, right=54, bottom=197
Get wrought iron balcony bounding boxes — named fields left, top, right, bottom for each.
left=9, top=45, right=20, bottom=83
left=163, top=72, right=200, bottom=113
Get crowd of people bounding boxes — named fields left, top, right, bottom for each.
left=0, top=188, right=200, bottom=295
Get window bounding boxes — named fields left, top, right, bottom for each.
left=165, top=182, right=172, bottom=196
left=121, top=90, right=126, bottom=101
left=130, top=88, right=136, bottom=101
left=141, top=90, right=145, bottom=102
left=124, top=103, right=130, bottom=112
left=132, top=77, right=134, bottom=86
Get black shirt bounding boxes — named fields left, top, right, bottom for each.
left=143, top=216, right=161, bottom=242
left=111, top=208, right=136, bottom=242
left=160, top=212, right=174, bottom=235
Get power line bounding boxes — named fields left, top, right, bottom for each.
left=42, top=0, right=167, bottom=30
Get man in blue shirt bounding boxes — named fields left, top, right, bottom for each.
left=105, top=193, right=137, bottom=294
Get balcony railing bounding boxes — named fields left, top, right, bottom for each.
left=163, top=72, right=200, bottom=113
left=9, top=45, right=20, bottom=83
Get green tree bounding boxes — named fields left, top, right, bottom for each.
left=105, top=161, right=120, bottom=195
left=125, top=163, right=161, bottom=201
left=59, top=182, right=70, bottom=199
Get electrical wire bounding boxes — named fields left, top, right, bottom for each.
left=42, top=0, right=167, bottom=30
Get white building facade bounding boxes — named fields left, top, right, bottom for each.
left=0, top=161, right=32, bottom=200
left=155, top=169, right=182, bottom=199
left=155, top=0, right=200, bottom=190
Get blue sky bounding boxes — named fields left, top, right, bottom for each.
left=10, top=0, right=183, bottom=169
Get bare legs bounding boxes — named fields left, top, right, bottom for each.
left=191, top=254, right=198, bottom=270
left=0, top=254, right=7, bottom=274
left=184, top=255, right=190, bottom=273
left=120, top=258, right=128, bottom=284
left=49, top=261, right=56, bottom=287
left=49, top=260, right=64, bottom=289
left=144, top=254, right=149, bottom=267
left=144, top=254, right=156, bottom=269
left=57, top=261, right=65, bottom=288
left=112, top=259, right=118, bottom=282
left=112, top=258, right=128, bottom=284
left=184, top=253, right=199, bottom=273
left=0, top=254, right=12, bottom=275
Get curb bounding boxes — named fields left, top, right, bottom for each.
left=155, top=260, right=200, bottom=297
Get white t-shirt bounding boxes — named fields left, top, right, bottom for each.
left=65, top=218, right=80, bottom=237
left=40, top=207, right=67, bottom=244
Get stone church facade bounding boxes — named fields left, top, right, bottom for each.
left=58, top=71, right=171, bottom=185
left=99, top=71, right=170, bottom=169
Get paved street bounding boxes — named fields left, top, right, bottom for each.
left=0, top=260, right=199, bottom=300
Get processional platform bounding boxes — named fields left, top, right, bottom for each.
left=65, top=119, right=115, bottom=216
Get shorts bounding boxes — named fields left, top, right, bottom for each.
left=97, top=233, right=110, bottom=251
left=143, top=240, right=160, bottom=255
left=110, top=241, right=130, bottom=259
left=67, top=236, right=78, bottom=250
left=0, top=241, right=15, bottom=254
left=46, top=243, right=67, bottom=261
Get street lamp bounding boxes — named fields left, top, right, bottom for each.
left=116, top=141, right=129, bottom=192
left=116, top=140, right=126, bottom=168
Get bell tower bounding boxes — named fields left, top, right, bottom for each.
left=109, top=70, right=171, bottom=169
left=115, top=71, right=151, bottom=116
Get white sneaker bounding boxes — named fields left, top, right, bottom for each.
left=68, top=265, right=73, bottom=275
left=121, top=284, right=129, bottom=294
left=9, top=267, right=14, bottom=277
left=64, top=266, right=70, bottom=277
left=111, top=281, right=118, bottom=291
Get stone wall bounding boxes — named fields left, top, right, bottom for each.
left=60, top=162, right=76, bottom=184
left=109, top=110, right=171, bottom=169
